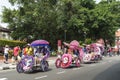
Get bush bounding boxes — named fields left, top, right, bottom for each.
left=51, top=51, right=57, bottom=56
left=79, top=41, right=84, bottom=45
left=0, top=39, right=27, bottom=54
left=0, top=39, right=27, bottom=47
left=8, top=50, right=13, bottom=58
left=85, top=38, right=93, bottom=44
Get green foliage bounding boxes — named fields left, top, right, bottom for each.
left=8, top=50, right=13, bottom=58
left=1, top=0, right=120, bottom=49
left=85, top=38, right=93, bottom=44
left=0, top=39, right=27, bottom=47
left=51, top=51, right=57, bottom=56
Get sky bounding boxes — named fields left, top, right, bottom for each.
left=0, top=0, right=17, bottom=27
left=0, top=0, right=101, bottom=28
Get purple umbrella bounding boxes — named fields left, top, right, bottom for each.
left=31, top=40, right=49, bottom=46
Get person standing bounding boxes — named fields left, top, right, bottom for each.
left=13, top=46, right=21, bottom=62
left=83, top=45, right=87, bottom=54
left=4, top=45, right=9, bottom=64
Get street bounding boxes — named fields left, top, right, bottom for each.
left=0, top=56, right=120, bottom=80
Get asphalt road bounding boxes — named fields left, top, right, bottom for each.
left=0, top=56, right=120, bottom=80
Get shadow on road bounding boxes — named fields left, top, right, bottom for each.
left=93, top=62, right=120, bottom=80
left=61, top=65, right=84, bottom=69
left=23, top=68, right=53, bottom=74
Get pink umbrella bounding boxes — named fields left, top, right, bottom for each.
left=90, top=43, right=97, bottom=48
left=70, top=40, right=79, bottom=47
left=69, top=40, right=80, bottom=49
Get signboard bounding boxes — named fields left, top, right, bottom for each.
left=57, top=40, right=61, bottom=46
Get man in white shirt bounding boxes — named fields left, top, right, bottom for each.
left=4, top=45, right=9, bottom=64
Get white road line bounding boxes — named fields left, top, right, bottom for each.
left=72, top=68, right=80, bottom=70
left=108, top=60, right=112, bottom=62
left=0, top=67, right=4, bottom=70
left=0, top=78, right=8, bottom=80
left=56, top=71, right=65, bottom=74
left=34, top=75, right=47, bottom=79
left=89, top=64, right=96, bottom=67
left=100, top=62, right=106, bottom=64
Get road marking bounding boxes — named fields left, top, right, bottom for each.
left=0, top=78, right=8, bottom=80
left=89, top=64, right=96, bottom=67
left=34, top=75, right=47, bottom=79
left=100, top=62, right=106, bottom=64
left=108, top=60, right=112, bottom=62
left=72, top=68, right=80, bottom=70
left=56, top=71, right=65, bottom=74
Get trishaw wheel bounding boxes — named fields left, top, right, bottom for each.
left=61, top=56, right=70, bottom=68
left=40, top=61, right=49, bottom=72
left=16, top=62, right=24, bottom=73
left=55, top=58, right=61, bottom=68
left=75, top=58, right=81, bottom=67
left=45, top=61, right=49, bottom=71
left=83, top=54, right=91, bottom=62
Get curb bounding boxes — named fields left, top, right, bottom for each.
left=0, top=67, right=9, bottom=70
left=9, top=65, right=16, bottom=69
left=0, top=60, right=55, bottom=71
left=0, top=57, right=57, bottom=71
left=0, top=65, right=16, bottom=70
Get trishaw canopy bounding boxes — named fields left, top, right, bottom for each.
left=30, top=39, right=49, bottom=46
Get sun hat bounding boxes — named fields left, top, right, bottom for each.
left=5, top=45, right=9, bottom=47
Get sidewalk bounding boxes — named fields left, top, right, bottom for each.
left=0, top=56, right=57, bottom=71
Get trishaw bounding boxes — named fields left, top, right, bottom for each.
left=83, top=43, right=103, bottom=63
left=16, top=40, right=50, bottom=73
left=55, top=40, right=83, bottom=68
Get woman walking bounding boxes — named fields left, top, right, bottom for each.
left=4, top=45, right=9, bottom=64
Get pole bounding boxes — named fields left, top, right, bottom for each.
left=64, top=30, right=67, bottom=41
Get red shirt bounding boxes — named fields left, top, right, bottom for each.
left=13, top=47, right=20, bottom=56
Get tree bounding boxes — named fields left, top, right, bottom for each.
left=93, top=0, right=120, bottom=42
left=56, top=0, right=96, bottom=41
left=1, top=0, right=120, bottom=48
left=2, top=0, right=58, bottom=42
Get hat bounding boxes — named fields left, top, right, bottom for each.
left=5, top=45, right=9, bottom=47
left=27, top=43, right=30, bottom=46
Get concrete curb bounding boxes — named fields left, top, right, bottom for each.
left=0, top=64, right=16, bottom=70
left=0, top=66, right=10, bottom=70
left=9, top=65, right=16, bottom=69
left=0, top=59, right=56, bottom=71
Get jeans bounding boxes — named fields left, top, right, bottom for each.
left=4, top=54, right=8, bottom=61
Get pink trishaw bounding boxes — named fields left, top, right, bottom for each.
left=55, top=40, right=84, bottom=68
left=83, top=39, right=104, bottom=63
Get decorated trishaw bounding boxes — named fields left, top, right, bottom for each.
left=16, top=40, right=50, bottom=73
left=55, top=40, right=84, bottom=68
left=83, top=39, right=104, bottom=63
